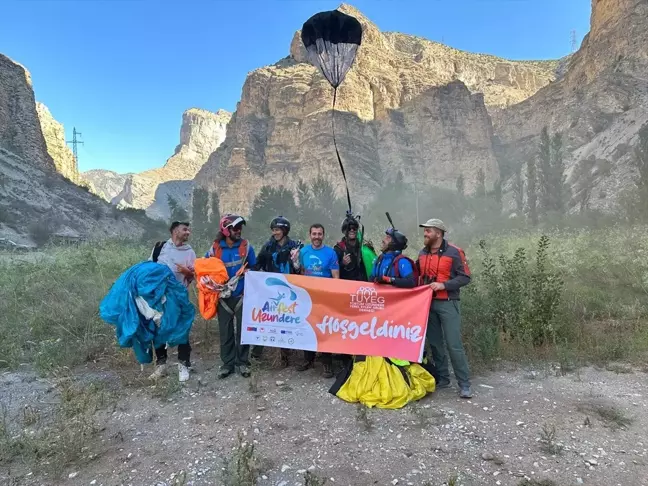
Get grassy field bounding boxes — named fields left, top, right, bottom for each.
left=0, top=226, right=646, bottom=376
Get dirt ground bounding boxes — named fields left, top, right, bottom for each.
left=1, top=348, right=647, bottom=486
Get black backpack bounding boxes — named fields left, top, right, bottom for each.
left=151, top=241, right=166, bottom=262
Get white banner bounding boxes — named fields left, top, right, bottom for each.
left=241, top=271, right=318, bottom=351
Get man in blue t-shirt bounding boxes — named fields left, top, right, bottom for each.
left=291, top=223, right=339, bottom=377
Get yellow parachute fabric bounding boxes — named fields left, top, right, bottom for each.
left=332, top=356, right=436, bottom=409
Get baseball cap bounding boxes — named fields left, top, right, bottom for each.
left=419, top=218, right=447, bottom=232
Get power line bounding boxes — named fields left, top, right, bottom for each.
left=66, top=127, right=84, bottom=166
left=570, top=30, right=577, bottom=53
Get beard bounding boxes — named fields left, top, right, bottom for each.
left=425, top=235, right=440, bottom=248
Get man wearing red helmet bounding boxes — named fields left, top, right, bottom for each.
left=205, top=214, right=257, bottom=379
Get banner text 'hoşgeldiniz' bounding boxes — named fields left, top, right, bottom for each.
left=241, top=271, right=432, bottom=362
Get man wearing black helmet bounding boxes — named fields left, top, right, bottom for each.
left=334, top=216, right=367, bottom=282
left=250, top=216, right=301, bottom=367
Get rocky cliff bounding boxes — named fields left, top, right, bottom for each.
left=35, top=102, right=80, bottom=184
left=82, top=169, right=131, bottom=201
left=111, top=108, right=230, bottom=219
left=0, top=53, right=147, bottom=247
left=0, top=55, right=52, bottom=170
left=195, top=4, right=561, bottom=216
left=493, top=0, right=648, bottom=211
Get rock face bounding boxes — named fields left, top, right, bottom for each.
left=0, top=53, right=146, bottom=246
left=0, top=55, right=52, bottom=170
left=493, top=0, right=648, bottom=211
left=111, top=108, right=230, bottom=219
left=35, top=102, right=80, bottom=184
left=82, top=169, right=131, bottom=201
left=196, top=4, right=561, bottom=216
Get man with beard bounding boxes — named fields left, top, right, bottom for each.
left=334, top=216, right=368, bottom=282
left=250, top=216, right=301, bottom=367
left=291, top=223, right=339, bottom=378
left=148, top=221, right=196, bottom=383
left=417, top=219, right=473, bottom=399
left=205, top=214, right=257, bottom=379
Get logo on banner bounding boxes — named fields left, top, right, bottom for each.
left=350, top=286, right=385, bottom=312
left=251, top=277, right=302, bottom=324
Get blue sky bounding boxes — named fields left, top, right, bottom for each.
left=1, top=0, right=590, bottom=174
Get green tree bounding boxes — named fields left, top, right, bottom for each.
left=248, top=186, right=298, bottom=243
left=512, top=167, right=524, bottom=215
left=456, top=174, right=465, bottom=196
left=310, top=176, right=347, bottom=234
left=526, top=158, right=538, bottom=226
left=167, top=195, right=189, bottom=224
left=633, top=123, right=648, bottom=221
left=210, top=191, right=220, bottom=222
left=475, top=168, right=486, bottom=198
left=191, top=187, right=210, bottom=239
left=537, top=127, right=553, bottom=214
left=550, top=132, right=569, bottom=213
left=493, top=179, right=502, bottom=207
left=572, top=156, right=612, bottom=214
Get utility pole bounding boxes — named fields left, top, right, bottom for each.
left=66, top=127, right=84, bottom=165
left=570, top=30, right=577, bottom=53
left=414, top=178, right=420, bottom=226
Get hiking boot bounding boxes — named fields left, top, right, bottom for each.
left=178, top=363, right=190, bottom=383
left=322, top=364, right=334, bottom=379
left=296, top=360, right=314, bottom=372
left=148, top=363, right=168, bottom=381
left=218, top=366, right=234, bottom=379
left=239, top=365, right=251, bottom=378
left=459, top=386, right=473, bottom=399
left=436, top=379, right=451, bottom=389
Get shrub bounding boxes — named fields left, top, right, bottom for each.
left=474, top=235, right=565, bottom=347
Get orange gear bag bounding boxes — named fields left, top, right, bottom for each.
left=193, top=257, right=229, bottom=320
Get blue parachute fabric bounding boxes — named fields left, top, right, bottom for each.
left=99, top=261, right=195, bottom=364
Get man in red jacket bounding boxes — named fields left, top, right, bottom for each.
left=418, top=218, right=473, bottom=399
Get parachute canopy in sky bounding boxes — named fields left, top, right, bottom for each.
left=300, top=10, right=363, bottom=89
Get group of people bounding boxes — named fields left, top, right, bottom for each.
left=149, top=212, right=474, bottom=399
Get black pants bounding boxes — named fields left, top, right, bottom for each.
left=304, top=351, right=332, bottom=366
left=252, top=346, right=289, bottom=360
left=155, top=343, right=191, bottom=367
left=217, top=295, right=250, bottom=370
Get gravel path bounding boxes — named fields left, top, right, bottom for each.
left=1, top=355, right=647, bottom=486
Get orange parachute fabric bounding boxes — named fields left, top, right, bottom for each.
left=194, top=257, right=229, bottom=319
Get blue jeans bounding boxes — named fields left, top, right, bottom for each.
left=426, top=300, right=471, bottom=388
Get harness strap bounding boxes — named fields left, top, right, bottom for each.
left=219, top=294, right=244, bottom=311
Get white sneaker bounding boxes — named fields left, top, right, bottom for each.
left=148, top=363, right=168, bottom=380
left=178, top=363, right=190, bottom=382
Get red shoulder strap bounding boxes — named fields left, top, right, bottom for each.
left=392, top=254, right=420, bottom=282
left=213, top=239, right=248, bottom=262
left=212, top=240, right=221, bottom=259
left=392, top=254, right=403, bottom=278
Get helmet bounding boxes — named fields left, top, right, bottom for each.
left=385, top=228, right=408, bottom=251
left=219, top=213, right=246, bottom=237
left=270, top=216, right=291, bottom=235
left=341, top=216, right=359, bottom=234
